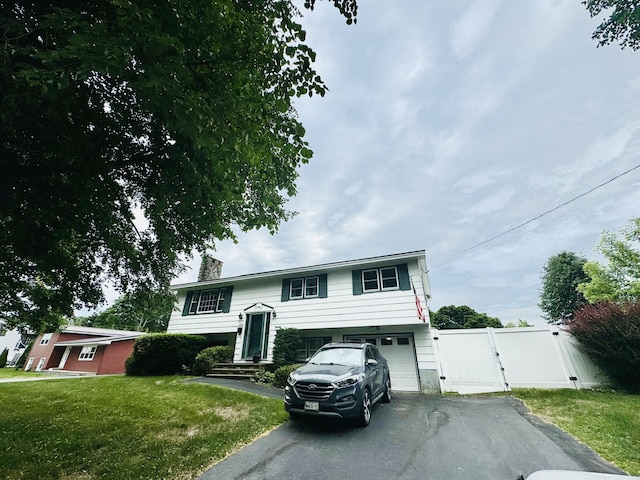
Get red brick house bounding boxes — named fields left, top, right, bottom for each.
left=24, top=326, right=146, bottom=375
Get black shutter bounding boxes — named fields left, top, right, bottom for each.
left=319, top=274, right=328, bottom=298
left=182, top=291, right=194, bottom=316
left=397, top=263, right=411, bottom=291
left=281, top=279, right=291, bottom=302
left=222, top=286, right=233, bottom=313
left=352, top=270, right=363, bottom=295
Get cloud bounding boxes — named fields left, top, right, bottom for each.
left=450, top=0, right=504, bottom=59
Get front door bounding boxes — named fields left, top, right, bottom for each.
left=242, top=313, right=270, bottom=360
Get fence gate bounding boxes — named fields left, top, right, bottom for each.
left=433, top=326, right=605, bottom=394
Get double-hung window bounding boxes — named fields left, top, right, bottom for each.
left=184, top=287, right=233, bottom=315
left=362, top=266, right=399, bottom=292
left=352, top=263, right=411, bottom=295
left=40, top=333, right=52, bottom=346
left=290, top=276, right=319, bottom=300
left=281, top=274, right=327, bottom=301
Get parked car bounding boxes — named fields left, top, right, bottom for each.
left=284, top=342, right=392, bottom=427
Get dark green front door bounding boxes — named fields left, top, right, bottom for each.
left=243, top=313, right=269, bottom=359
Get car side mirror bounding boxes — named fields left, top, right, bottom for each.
left=366, top=359, right=378, bottom=367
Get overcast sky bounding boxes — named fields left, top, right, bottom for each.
left=170, top=0, right=640, bottom=325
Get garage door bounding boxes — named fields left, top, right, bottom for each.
left=345, top=335, right=420, bottom=392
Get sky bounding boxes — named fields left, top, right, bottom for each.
left=169, top=0, right=640, bottom=326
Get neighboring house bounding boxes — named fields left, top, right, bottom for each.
left=24, top=326, right=146, bottom=375
left=0, top=325, right=33, bottom=367
left=167, top=250, right=439, bottom=392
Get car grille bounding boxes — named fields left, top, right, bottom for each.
left=294, top=381, right=335, bottom=400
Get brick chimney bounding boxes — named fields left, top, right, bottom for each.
left=198, top=255, right=223, bottom=282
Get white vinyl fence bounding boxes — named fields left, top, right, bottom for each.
left=432, top=326, right=607, bottom=394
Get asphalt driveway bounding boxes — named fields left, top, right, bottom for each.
left=193, top=380, right=624, bottom=480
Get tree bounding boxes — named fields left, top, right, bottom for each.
left=0, top=348, right=8, bottom=368
left=504, top=319, right=533, bottom=328
left=431, top=305, right=503, bottom=330
left=539, top=251, right=589, bottom=324
left=76, top=288, right=175, bottom=332
left=584, top=0, right=640, bottom=50
left=0, top=1, right=356, bottom=333
left=578, top=218, right=640, bottom=303
left=567, top=301, right=640, bottom=392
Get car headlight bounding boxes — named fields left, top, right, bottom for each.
left=287, top=374, right=297, bottom=386
left=333, top=375, right=359, bottom=388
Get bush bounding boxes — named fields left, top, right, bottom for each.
left=0, top=348, right=8, bottom=368
left=567, top=301, right=640, bottom=392
left=125, top=334, right=206, bottom=376
left=192, top=346, right=233, bottom=376
left=273, top=364, right=301, bottom=388
left=253, top=370, right=276, bottom=385
left=272, top=328, right=301, bottom=370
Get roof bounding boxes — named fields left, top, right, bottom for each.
left=55, top=334, right=143, bottom=347
left=171, top=250, right=427, bottom=291
left=60, top=325, right=147, bottom=337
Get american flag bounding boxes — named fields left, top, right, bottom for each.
left=412, top=281, right=426, bottom=322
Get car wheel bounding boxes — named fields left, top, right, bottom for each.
left=381, top=376, right=392, bottom=403
left=358, top=388, right=372, bottom=427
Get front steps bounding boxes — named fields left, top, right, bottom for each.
left=205, top=362, right=267, bottom=380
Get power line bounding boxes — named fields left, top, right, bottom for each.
left=448, top=161, right=640, bottom=259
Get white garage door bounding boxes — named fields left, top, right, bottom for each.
left=345, top=335, right=420, bottom=392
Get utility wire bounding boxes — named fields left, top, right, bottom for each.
left=452, top=161, right=640, bottom=257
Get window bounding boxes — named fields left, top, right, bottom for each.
left=290, top=276, right=319, bottom=299
left=352, top=263, right=411, bottom=295
left=281, top=274, right=327, bottom=301
left=25, top=357, right=34, bottom=370
left=35, top=357, right=46, bottom=371
left=295, top=337, right=332, bottom=362
left=183, top=287, right=233, bottom=315
left=381, top=338, right=393, bottom=346
left=78, top=346, right=97, bottom=361
left=362, top=267, right=398, bottom=292
left=397, top=337, right=410, bottom=345
left=40, top=333, right=52, bottom=346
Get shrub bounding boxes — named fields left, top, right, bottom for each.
left=0, top=348, right=8, bottom=368
left=192, top=346, right=233, bottom=376
left=567, top=301, right=640, bottom=392
left=272, top=328, right=301, bottom=370
left=125, top=334, right=206, bottom=376
left=273, top=364, right=301, bottom=388
left=253, top=370, right=276, bottom=385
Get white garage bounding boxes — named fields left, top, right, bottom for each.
left=345, top=334, right=420, bottom=392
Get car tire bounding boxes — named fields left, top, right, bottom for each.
left=381, top=375, right=392, bottom=403
left=358, top=388, right=372, bottom=427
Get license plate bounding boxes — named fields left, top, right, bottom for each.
left=304, top=401, right=319, bottom=411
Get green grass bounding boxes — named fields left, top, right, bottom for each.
left=513, top=389, right=640, bottom=476
left=0, top=368, right=55, bottom=379
left=0, top=375, right=288, bottom=480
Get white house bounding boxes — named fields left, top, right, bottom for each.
left=167, top=250, right=439, bottom=393
left=0, top=326, right=32, bottom=367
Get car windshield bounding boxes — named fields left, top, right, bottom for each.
left=310, top=347, right=362, bottom=366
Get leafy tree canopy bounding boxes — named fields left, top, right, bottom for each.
left=0, top=0, right=355, bottom=333
left=578, top=218, right=640, bottom=304
left=504, top=319, right=533, bottom=328
left=539, top=251, right=589, bottom=324
left=75, top=288, right=175, bottom=333
left=430, top=305, right=503, bottom=330
left=584, top=0, right=640, bottom=50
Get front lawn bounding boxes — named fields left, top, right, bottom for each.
left=0, top=375, right=288, bottom=480
left=514, top=389, right=640, bottom=476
